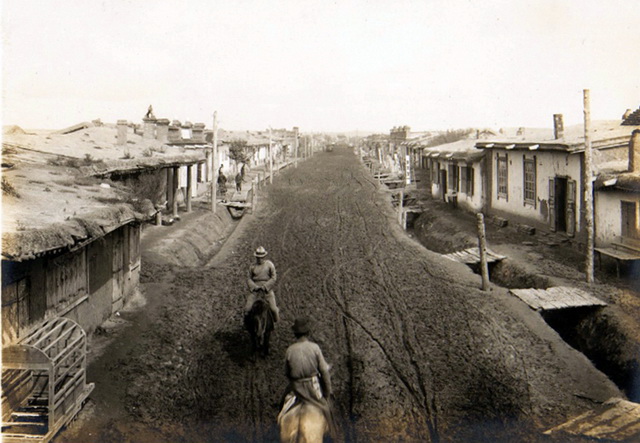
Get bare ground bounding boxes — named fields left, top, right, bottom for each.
left=58, top=147, right=629, bottom=442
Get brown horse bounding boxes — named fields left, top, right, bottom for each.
left=278, top=395, right=328, bottom=443
left=244, top=295, right=274, bottom=357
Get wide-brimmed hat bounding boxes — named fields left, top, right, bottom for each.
left=292, top=317, right=311, bottom=335
left=254, top=246, right=268, bottom=257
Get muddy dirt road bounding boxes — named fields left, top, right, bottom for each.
left=60, top=147, right=620, bottom=442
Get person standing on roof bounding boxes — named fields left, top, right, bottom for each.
left=246, top=246, right=280, bottom=322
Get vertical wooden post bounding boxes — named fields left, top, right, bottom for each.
left=269, top=128, right=273, bottom=184
left=186, top=164, right=192, bottom=212
left=477, top=213, right=490, bottom=291
left=172, top=166, right=179, bottom=218
left=211, top=111, right=218, bottom=212
left=166, top=168, right=174, bottom=208
left=583, top=90, right=595, bottom=284
left=397, top=190, right=404, bottom=226
left=155, top=209, right=162, bottom=225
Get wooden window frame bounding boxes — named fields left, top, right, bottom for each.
left=523, top=156, right=537, bottom=207
left=497, top=154, right=508, bottom=200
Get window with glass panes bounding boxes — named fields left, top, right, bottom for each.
left=497, top=155, right=508, bottom=199
left=523, top=157, right=536, bottom=205
left=448, top=164, right=459, bottom=191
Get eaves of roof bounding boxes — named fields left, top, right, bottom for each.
left=2, top=204, right=153, bottom=262
left=80, top=152, right=207, bottom=177
left=595, top=172, right=640, bottom=193
left=476, top=134, right=632, bottom=153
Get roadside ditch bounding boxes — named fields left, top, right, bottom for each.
left=408, top=200, right=640, bottom=403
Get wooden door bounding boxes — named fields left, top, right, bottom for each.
left=549, top=178, right=556, bottom=232
left=566, top=179, right=576, bottom=237
left=621, top=201, right=639, bottom=239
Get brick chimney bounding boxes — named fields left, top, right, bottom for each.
left=168, top=120, right=181, bottom=142
left=156, top=118, right=170, bottom=142
left=553, top=114, right=564, bottom=139
left=143, top=117, right=157, bottom=139
left=629, top=129, right=640, bottom=172
left=192, top=123, right=205, bottom=142
left=117, top=120, right=128, bottom=145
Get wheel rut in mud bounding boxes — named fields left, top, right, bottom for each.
left=62, top=148, right=622, bottom=443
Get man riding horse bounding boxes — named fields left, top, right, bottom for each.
left=246, top=246, right=280, bottom=322
left=278, top=317, right=337, bottom=442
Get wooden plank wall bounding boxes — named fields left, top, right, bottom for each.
left=45, top=249, right=87, bottom=318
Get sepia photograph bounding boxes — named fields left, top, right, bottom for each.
left=2, top=1, right=640, bottom=441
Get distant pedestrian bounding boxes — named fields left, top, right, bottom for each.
left=235, top=172, right=243, bottom=191
left=217, top=167, right=227, bottom=200
left=241, top=163, right=247, bottom=179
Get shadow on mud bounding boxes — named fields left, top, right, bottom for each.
left=218, top=327, right=254, bottom=366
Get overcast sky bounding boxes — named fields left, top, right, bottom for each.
left=2, top=0, right=639, bottom=133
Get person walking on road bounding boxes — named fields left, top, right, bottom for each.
left=235, top=171, right=243, bottom=192
left=217, top=165, right=227, bottom=201
left=246, top=246, right=280, bottom=322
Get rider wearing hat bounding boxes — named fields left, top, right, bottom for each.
left=246, top=246, right=280, bottom=322
left=278, top=317, right=337, bottom=438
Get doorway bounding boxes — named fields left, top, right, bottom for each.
left=555, top=177, right=567, bottom=232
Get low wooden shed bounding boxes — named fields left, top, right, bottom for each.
left=2, top=317, right=94, bottom=442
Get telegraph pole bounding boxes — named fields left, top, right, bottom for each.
left=477, top=213, right=490, bottom=291
left=583, top=90, right=595, bottom=284
left=211, top=111, right=218, bottom=212
left=269, top=127, right=273, bottom=184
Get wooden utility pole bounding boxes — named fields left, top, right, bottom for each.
left=269, top=127, right=273, bottom=184
left=397, top=190, right=404, bottom=227
left=477, top=213, right=490, bottom=291
left=186, top=165, right=192, bottom=212
left=211, top=111, right=218, bottom=212
left=584, top=89, right=595, bottom=283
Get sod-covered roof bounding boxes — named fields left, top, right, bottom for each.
left=2, top=122, right=206, bottom=261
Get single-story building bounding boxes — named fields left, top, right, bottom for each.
left=2, top=117, right=209, bottom=344
left=475, top=115, right=640, bottom=239
left=594, top=130, right=640, bottom=248
left=419, top=139, right=486, bottom=212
